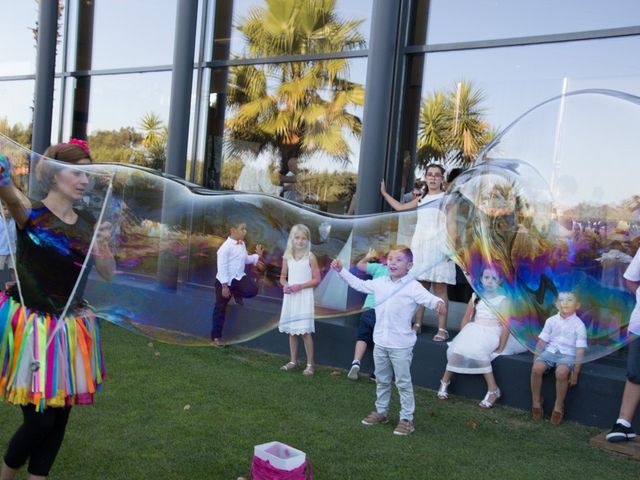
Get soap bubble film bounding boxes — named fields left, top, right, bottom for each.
left=445, top=89, right=640, bottom=363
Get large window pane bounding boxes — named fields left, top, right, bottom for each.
left=211, top=57, right=366, bottom=213
left=419, top=36, right=640, bottom=148
left=81, top=72, right=171, bottom=169
left=90, top=0, right=177, bottom=70
left=425, top=0, right=640, bottom=44
left=215, top=0, right=372, bottom=61
left=0, top=80, right=34, bottom=146
left=0, top=3, right=38, bottom=76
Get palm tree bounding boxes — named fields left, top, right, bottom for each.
left=139, top=112, right=168, bottom=170
left=417, top=80, right=495, bottom=168
left=225, top=0, right=366, bottom=172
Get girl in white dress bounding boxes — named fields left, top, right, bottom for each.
left=278, top=224, right=321, bottom=376
left=436, top=267, right=511, bottom=408
left=380, top=164, right=455, bottom=341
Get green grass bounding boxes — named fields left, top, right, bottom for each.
left=1, top=322, right=637, bottom=479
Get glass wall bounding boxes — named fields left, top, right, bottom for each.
left=217, top=0, right=372, bottom=60
left=90, top=0, right=177, bottom=70
left=0, top=80, right=35, bottom=146
left=201, top=0, right=372, bottom=214
left=425, top=0, right=640, bottom=44
left=0, top=3, right=38, bottom=76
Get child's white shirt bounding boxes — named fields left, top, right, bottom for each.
left=215, top=237, right=259, bottom=284
left=338, top=268, right=443, bottom=349
left=538, top=313, right=587, bottom=356
left=624, top=248, right=640, bottom=335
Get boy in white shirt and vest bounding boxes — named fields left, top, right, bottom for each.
left=211, top=220, right=264, bottom=345
left=331, top=245, right=446, bottom=435
left=530, top=291, right=587, bottom=426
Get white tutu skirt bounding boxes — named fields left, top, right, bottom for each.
left=446, top=322, right=502, bottom=374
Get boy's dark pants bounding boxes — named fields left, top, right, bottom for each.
left=210, top=273, right=258, bottom=340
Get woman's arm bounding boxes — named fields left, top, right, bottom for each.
left=0, top=156, right=31, bottom=228
left=92, top=222, right=115, bottom=281
left=380, top=180, right=419, bottom=212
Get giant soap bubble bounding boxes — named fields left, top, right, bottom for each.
left=0, top=132, right=448, bottom=347
left=445, top=89, right=640, bottom=363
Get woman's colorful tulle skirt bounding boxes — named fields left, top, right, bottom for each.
left=0, top=292, right=105, bottom=411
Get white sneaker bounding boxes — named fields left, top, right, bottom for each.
left=347, top=362, right=360, bottom=380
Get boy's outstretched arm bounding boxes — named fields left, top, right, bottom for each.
left=332, top=259, right=375, bottom=294
left=415, top=283, right=446, bottom=314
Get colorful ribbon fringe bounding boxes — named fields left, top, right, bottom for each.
left=0, top=292, right=105, bottom=411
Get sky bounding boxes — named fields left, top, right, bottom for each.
left=1, top=0, right=640, bottom=203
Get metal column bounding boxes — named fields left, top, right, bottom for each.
left=354, top=0, right=403, bottom=214
left=165, top=0, right=199, bottom=178
left=31, top=1, right=59, bottom=154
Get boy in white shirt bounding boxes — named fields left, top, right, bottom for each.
left=331, top=245, right=446, bottom=436
left=530, top=291, right=587, bottom=426
left=607, top=246, right=640, bottom=442
left=210, top=220, right=264, bottom=345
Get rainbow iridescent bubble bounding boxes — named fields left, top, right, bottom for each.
left=1, top=133, right=447, bottom=346
left=1, top=89, right=638, bottom=361
left=445, top=89, right=640, bottom=363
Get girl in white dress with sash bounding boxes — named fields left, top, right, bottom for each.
left=436, top=267, right=513, bottom=408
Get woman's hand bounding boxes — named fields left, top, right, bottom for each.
left=0, top=155, right=13, bottom=187
left=95, top=221, right=112, bottom=247
left=380, top=179, right=387, bottom=196
left=331, top=259, right=343, bottom=272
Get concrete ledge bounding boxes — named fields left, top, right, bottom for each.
left=245, top=314, right=638, bottom=430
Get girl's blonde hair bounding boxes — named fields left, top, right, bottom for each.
left=283, top=223, right=311, bottom=260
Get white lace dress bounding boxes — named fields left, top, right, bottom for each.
left=409, top=192, right=456, bottom=284
left=446, top=294, right=506, bottom=374
left=278, top=255, right=315, bottom=335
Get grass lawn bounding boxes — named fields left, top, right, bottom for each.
left=0, top=322, right=637, bottom=479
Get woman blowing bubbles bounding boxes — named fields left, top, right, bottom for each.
left=0, top=140, right=114, bottom=480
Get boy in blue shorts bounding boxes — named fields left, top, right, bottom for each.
left=530, top=291, right=587, bottom=426
left=347, top=248, right=388, bottom=380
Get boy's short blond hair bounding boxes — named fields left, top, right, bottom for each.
left=389, top=244, right=413, bottom=263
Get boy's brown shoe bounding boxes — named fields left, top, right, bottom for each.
left=531, top=407, right=543, bottom=421
left=550, top=410, right=564, bottom=426
left=361, top=411, right=388, bottom=426
left=393, top=419, right=415, bottom=436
